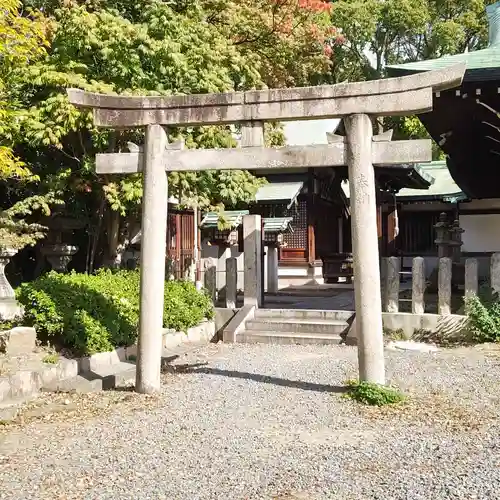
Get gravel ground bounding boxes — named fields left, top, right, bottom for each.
left=1, top=343, right=500, bottom=500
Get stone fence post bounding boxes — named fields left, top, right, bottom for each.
left=225, top=257, right=237, bottom=309
left=491, top=253, right=500, bottom=295
left=464, top=258, right=478, bottom=299
left=438, top=257, right=452, bottom=315
left=383, top=257, right=400, bottom=313
left=204, top=257, right=217, bottom=303
left=412, top=257, right=425, bottom=315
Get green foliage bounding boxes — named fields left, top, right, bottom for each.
left=42, top=352, right=59, bottom=364
left=345, top=379, right=406, bottom=407
left=329, top=0, right=495, bottom=149
left=465, top=292, right=500, bottom=343
left=0, top=0, right=57, bottom=251
left=16, top=270, right=214, bottom=355
left=383, top=327, right=405, bottom=341
left=1, top=0, right=333, bottom=268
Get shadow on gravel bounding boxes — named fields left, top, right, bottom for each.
left=182, top=366, right=348, bottom=394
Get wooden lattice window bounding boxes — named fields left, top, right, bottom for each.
left=283, top=200, right=307, bottom=248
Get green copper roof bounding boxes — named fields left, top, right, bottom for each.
left=200, top=212, right=293, bottom=233
left=263, top=217, right=293, bottom=233
left=255, top=181, right=304, bottom=209
left=200, top=210, right=249, bottom=229
left=396, top=161, right=466, bottom=201
left=341, top=161, right=466, bottom=202
left=387, top=3, right=500, bottom=82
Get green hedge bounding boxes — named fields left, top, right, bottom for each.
left=465, top=292, right=500, bottom=343
left=16, top=270, right=214, bottom=355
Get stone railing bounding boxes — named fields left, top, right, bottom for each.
left=382, top=254, right=494, bottom=316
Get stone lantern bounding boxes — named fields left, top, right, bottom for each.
left=40, top=243, right=79, bottom=273
left=434, top=212, right=451, bottom=259
left=39, top=215, right=83, bottom=273
left=0, top=248, right=23, bottom=320
left=449, top=219, right=465, bottom=263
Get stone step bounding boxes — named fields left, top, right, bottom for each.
left=255, top=308, right=354, bottom=322
left=246, top=318, right=349, bottom=335
left=0, top=395, right=36, bottom=421
left=41, top=375, right=103, bottom=394
left=238, top=331, right=342, bottom=346
left=90, top=361, right=136, bottom=390
left=161, top=340, right=208, bottom=362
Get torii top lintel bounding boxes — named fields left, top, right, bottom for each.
left=67, top=65, right=465, bottom=129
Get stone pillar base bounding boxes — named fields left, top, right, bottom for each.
left=0, top=298, right=24, bottom=321
left=308, top=261, right=324, bottom=285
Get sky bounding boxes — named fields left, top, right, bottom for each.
left=283, top=118, right=340, bottom=145
left=281, top=47, right=378, bottom=146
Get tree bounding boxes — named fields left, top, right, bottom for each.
left=199, top=0, right=336, bottom=87
left=328, top=0, right=496, bottom=153
left=6, top=0, right=335, bottom=270
left=0, top=0, right=57, bottom=251
left=329, top=0, right=496, bottom=82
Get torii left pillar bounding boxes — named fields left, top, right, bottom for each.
left=136, top=124, right=168, bottom=394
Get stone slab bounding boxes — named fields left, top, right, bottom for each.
left=41, top=375, right=103, bottom=394
left=386, top=341, right=439, bottom=352
left=96, top=140, right=432, bottom=174
left=346, top=311, right=468, bottom=345
left=0, top=327, right=36, bottom=356
left=67, top=64, right=465, bottom=128
left=223, top=305, right=256, bottom=343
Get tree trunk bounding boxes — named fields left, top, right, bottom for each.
left=106, top=209, right=121, bottom=268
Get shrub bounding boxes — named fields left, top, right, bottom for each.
left=16, top=269, right=213, bottom=355
left=345, top=380, right=406, bottom=407
left=465, top=292, right=500, bottom=343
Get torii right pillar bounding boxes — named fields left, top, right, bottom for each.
left=345, top=114, right=385, bottom=384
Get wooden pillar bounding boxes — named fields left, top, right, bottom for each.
left=386, top=207, right=397, bottom=256
left=307, top=168, right=316, bottom=264
left=376, top=204, right=383, bottom=255
left=175, top=212, right=181, bottom=278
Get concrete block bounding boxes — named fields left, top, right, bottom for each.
left=56, top=359, right=78, bottom=380
left=9, top=370, right=41, bottom=399
left=223, top=305, right=255, bottom=343
left=126, top=344, right=138, bottom=359
left=346, top=312, right=468, bottom=345
left=42, top=375, right=103, bottom=394
left=0, top=377, right=11, bottom=402
left=39, top=365, right=59, bottom=386
left=0, top=327, right=36, bottom=355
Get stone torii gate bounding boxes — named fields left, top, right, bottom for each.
left=68, top=64, right=464, bottom=394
